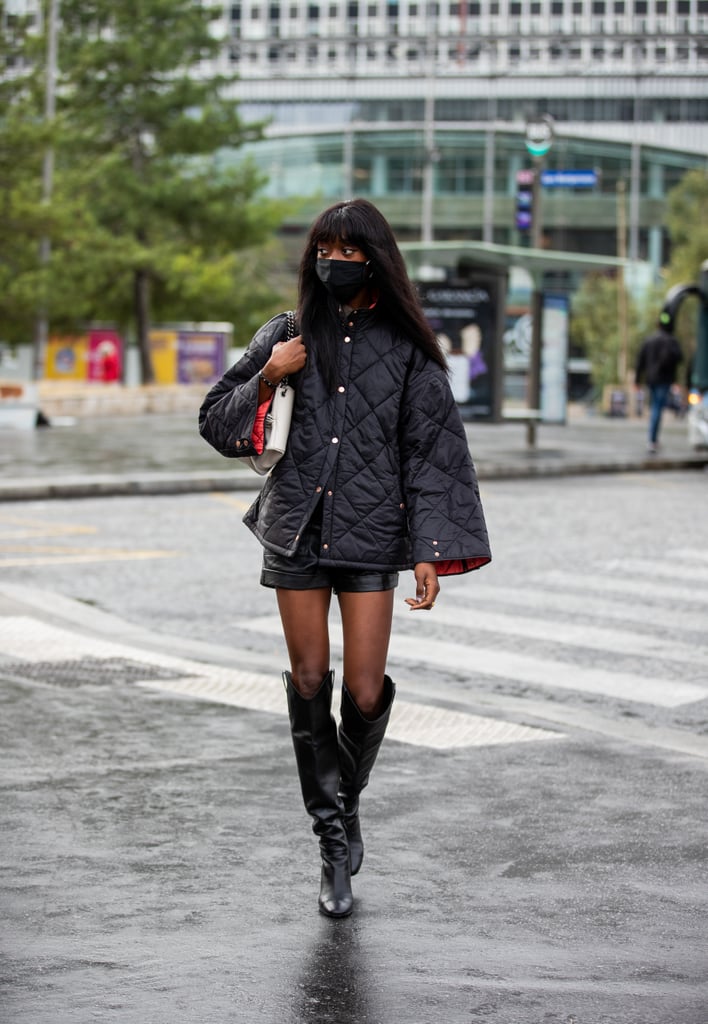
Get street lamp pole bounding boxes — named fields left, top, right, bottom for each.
left=33, top=0, right=60, bottom=382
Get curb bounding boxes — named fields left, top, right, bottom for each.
left=0, top=457, right=706, bottom=502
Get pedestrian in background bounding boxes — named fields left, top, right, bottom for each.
left=199, top=198, right=491, bottom=918
left=635, top=315, right=683, bottom=453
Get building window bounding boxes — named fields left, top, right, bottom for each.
left=592, top=1, right=605, bottom=13
left=231, top=4, right=241, bottom=19
left=551, top=1, right=563, bottom=14
left=308, top=4, right=320, bottom=17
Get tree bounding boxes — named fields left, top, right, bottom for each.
left=51, top=0, right=289, bottom=380
left=0, top=3, right=50, bottom=346
left=570, top=272, right=641, bottom=394
left=662, top=169, right=708, bottom=357
left=664, top=169, right=708, bottom=289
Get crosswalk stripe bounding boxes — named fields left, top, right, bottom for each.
left=236, top=614, right=707, bottom=709
left=542, top=570, right=708, bottom=606
left=390, top=604, right=708, bottom=668
left=665, top=548, right=708, bottom=565
left=602, top=558, right=708, bottom=585
left=441, top=582, right=708, bottom=635
left=0, top=617, right=561, bottom=750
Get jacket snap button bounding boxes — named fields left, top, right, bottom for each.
left=343, top=336, right=351, bottom=343
left=435, top=551, right=440, bottom=557
left=327, top=490, right=333, bottom=496
left=338, top=385, right=345, bottom=393
left=315, top=486, right=322, bottom=493
left=323, top=543, right=329, bottom=550
left=331, top=437, right=339, bottom=444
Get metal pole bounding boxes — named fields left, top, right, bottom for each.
left=483, top=119, right=496, bottom=244
left=421, top=84, right=435, bottom=245
left=531, top=156, right=544, bottom=250
left=33, top=0, right=60, bottom=381
left=616, top=180, right=629, bottom=385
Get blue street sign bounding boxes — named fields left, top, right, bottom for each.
left=541, top=169, right=598, bottom=188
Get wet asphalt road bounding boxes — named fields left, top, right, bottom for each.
left=1, top=466, right=708, bottom=1023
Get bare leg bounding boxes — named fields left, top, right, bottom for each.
left=278, top=586, right=353, bottom=916
left=276, top=586, right=332, bottom=697
left=337, top=589, right=395, bottom=717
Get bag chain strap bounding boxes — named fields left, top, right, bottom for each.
left=280, top=309, right=296, bottom=388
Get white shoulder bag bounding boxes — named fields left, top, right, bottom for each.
left=246, top=311, right=296, bottom=476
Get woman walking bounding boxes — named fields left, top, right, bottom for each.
left=199, top=199, right=491, bottom=917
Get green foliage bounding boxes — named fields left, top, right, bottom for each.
left=664, top=169, right=708, bottom=287
left=570, top=273, right=641, bottom=391
left=1, top=0, right=292, bottom=376
left=663, top=168, right=708, bottom=355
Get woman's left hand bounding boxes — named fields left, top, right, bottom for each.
left=405, top=562, right=440, bottom=611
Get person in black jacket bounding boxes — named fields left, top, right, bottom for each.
left=199, top=199, right=491, bottom=918
left=635, top=317, right=683, bottom=453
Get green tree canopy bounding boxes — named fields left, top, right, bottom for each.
left=664, top=169, right=708, bottom=288
left=570, top=272, right=641, bottom=393
left=662, top=169, right=708, bottom=358
left=2, top=0, right=292, bottom=378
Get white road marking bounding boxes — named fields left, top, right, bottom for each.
left=390, top=604, right=708, bottom=668
left=0, top=617, right=560, bottom=750
left=441, top=582, right=708, bottom=635
left=236, top=614, right=708, bottom=709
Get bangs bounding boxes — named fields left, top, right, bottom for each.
left=311, top=204, right=371, bottom=250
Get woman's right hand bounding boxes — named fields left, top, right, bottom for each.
left=263, top=335, right=307, bottom=383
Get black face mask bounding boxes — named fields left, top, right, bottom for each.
left=316, top=258, right=371, bottom=303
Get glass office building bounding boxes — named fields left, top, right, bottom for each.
left=211, top=0, right=708, bottom=269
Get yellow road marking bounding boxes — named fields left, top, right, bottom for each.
left=0, top=515, right=97, bottom=539
left=0, top=513, right=177, bottom=566
left=0, top=551, right=177, bottom=567
left=208, top=492, right=252, bottom=512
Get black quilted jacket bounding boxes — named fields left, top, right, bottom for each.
left=199, top=310, right=491, bottom=575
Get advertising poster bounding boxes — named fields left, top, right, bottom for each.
left=177, top=329, right=227, bottom=385
left=45, top=335, right=89, bottom=380
left=149, top=329, right=179, bottom=384
left=540, top=294, right=569, bottom=423
left=87, top=329, right=123, bottom=383
left=418, top=283, right=494, bottom=418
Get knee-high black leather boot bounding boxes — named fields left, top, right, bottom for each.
left=338, top=676, right=395, bottom=876
left=284, top=670, right=353, bottom=918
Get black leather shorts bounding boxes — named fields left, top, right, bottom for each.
left=260, top=500, right=399, bottom=594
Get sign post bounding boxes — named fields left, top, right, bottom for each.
left=524, top=115, right=555, bottom=251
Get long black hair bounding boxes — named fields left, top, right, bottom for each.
left=297, top=198, right=446, bottom=391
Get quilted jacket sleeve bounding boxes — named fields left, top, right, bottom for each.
left=198, top=314, right=287, bottom=459
left=399, top=353, right=491, bottom=573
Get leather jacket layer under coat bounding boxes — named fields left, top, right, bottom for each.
left=199, top=310, right=491, bottom=575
